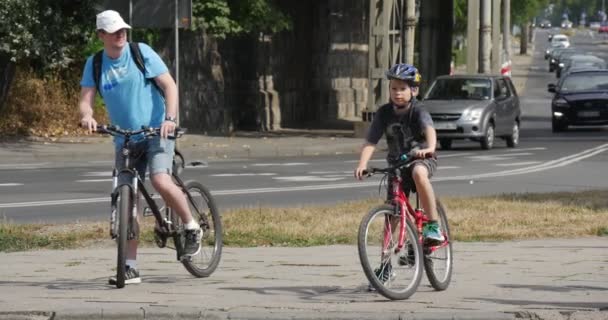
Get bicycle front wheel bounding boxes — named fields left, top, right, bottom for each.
left=115, top=185, right=131, bottom=288
left=358, top=204, right=423, bottom=300
left=174, top=180, right=223, bottom=277
left=424, top=198, right=453, bottom=291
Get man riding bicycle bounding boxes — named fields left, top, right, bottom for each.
left=78, top=10, right=201, bottom=285
left=354, top=63, right=444, bottom=244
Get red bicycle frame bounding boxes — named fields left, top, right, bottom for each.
left=383, top=172, right=446, bottom=256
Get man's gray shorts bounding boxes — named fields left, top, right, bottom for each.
left=114, top=136, right=175, bottom=184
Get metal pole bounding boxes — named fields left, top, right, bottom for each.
left=405, top=0, right=416, bottom=64
left=175, top=0, right=180, bottom=125
left=466, top=0, right=480, bottom=74
left=480, top=0, right=492, bottom=74
left=128, top=0, right=133, bottom=41
left=503, top=0, right=511, bottom=65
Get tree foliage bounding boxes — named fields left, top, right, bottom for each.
left=512, top=0, right=549, bottom=25
left=192, top=0, right=291, bottom=39
left=0, top=0, right=97, bottom=74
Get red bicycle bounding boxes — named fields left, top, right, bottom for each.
left=358, top=152, right=453, bottom=300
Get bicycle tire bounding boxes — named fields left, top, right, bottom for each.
left=173, top=180, right=223, bottom=277
left=116, top=185, right=131, bottom=289
left=358, top=204, right=423, bottom=300
left=424, top=199, right=453, bottom=291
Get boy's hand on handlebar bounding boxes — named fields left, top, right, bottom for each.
left=413, top=148, right=435, bottom=159
left=160, top=120, right=176, bottom=139
left=80, top=116, right=98, bottom=134
left=354, top=166, right=368, bottom=180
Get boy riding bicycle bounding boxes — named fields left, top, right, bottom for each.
left=354, top=63, right=444, bottom=244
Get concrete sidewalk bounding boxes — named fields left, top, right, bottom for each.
left=0, top=238, right=607, bottom=320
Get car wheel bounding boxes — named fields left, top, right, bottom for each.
left=506, top=121, right=519, bottom=148
left=480, top=123, right=495, bottom=150
left=552, top=118, right=568, bottom=132
left=439, top=139, right=452, bottom=150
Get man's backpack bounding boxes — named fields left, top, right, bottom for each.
left=92, top=42, right=163, bottom=97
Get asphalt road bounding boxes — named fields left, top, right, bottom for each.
left=0, top=28, right=607, bottom=224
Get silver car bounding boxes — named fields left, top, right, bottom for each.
left=421, top=75, right=521, bottom=150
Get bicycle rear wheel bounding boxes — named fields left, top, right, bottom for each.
left=424, top=199, right=453, bottom=291
left=358, top=204, right=423, bottom=300
left=115, top=185, right=131, bottom=288
left=173, top=180, right=222, bottom=277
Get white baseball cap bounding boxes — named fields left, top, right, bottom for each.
left=96, top=10, right=131, bottom=33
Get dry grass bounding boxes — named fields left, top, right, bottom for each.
left=0, top=68, right=107, bottom=138
left=1, top=189, right=607, bottom=252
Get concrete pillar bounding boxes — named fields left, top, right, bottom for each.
left=503, top=0, right=511, bottom=64
left=466, top=0, right=479, bottom=74
left=491, top=0, right=501, bottom=74
left=479, top=0, right=492, bottom=73
left=404, top=0, right=416, bottom=64
left=418, top=0, right=453, bottom=89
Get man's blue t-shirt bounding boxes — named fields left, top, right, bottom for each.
left=80, top=43, right=168, bottom=143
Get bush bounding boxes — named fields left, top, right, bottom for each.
left=0, top=67, right=107, bottom=137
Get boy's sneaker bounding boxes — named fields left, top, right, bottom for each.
left=108, top=266, right=141, bottom=285
left=368, top=261, right=395, bottom=291
left=398, top=243, right=416, bottom=266
left=423, top=221, right=445, bottom=245
left=181, top=228, right=202, bottom=259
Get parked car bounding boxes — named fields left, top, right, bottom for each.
left=550, top=34, right=570, bottom=48
left=599, top=22, right=608, bottom=33
left=421, top=75, right=521, bottom=150
left=540, top=20, right=552, bottom=28
left=545, top=42, right=567, bottom=60
left=561, top=20, right=573, bottom=29
left=549, top=47, right=577, bottom=72
left=547, top=69, right=608, bottom=132
left=590, top=21, right=602, bottom=30
left=559, top=55, right=606, bottom=78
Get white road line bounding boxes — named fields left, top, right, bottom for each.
left=438, top=166, right=460, bottom=169
left=252, top=163, right=309, bottom=167
left=308, top=171, right=353, bottom=174
left=0, top=183, right=23, bottom=187
left=469, top=152, right=534, bottom=161
left=273, top=176, right=346, bottom=182
left=76, top=179, right=113, bottom=183
left=82, top=172, right=112, bottom=177
left=0, top=163, right=50, bottom=168
left=211, top=173, right=277, bottom=177
left=495, top=161, right=542, bottom=167
left=1, top=143, right=606, bottom=209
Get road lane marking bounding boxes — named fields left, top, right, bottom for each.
left=76, top=179, right=113, bottom=183
left=273, top=176, right=346, bottom=182
left=252, top=163, right=309, bottom=166
left=1, top=143, right=606, bottom=209
left=0, top=183, right=23, bottom=187
left=211, top=173, right=277, bottom=177
left=495, top=161, right=541, bottom=167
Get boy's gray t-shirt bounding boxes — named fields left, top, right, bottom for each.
left=366, top=101, right=434, bottom=162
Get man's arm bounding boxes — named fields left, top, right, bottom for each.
left=79, top=87, right=97, bottom=133
left=354, top=143, right=376, bottom=180
left=154, top=72, right=178, bottom=138
left=154, top=72, right=178, bottom=119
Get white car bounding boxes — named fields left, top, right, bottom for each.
left=561, top=20, right=573, bottom=29
left=551, top=34, right=570, bottom=48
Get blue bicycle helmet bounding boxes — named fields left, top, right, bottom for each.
left=385, top=63, right=421, bottom=86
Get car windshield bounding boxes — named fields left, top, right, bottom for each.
left=425, top=78, right=492, bottom=100
left=560, top=73, right=608, bottom=91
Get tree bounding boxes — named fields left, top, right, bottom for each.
left=512, top=0, right=549, bottom=54
left=192, top=0, right=291, bottom=39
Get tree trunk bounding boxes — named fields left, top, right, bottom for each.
left=519, top=23, right=528, bottom=55
left=0, top=55, right=16, bottom=111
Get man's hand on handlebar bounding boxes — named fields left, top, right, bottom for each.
left=354, top=166, right=368, bottom=180
left=413, top=148, right=436, bottom=159
left=80, top=116, right=98, bottom=134
left=160, top=120, right=176, bottom=139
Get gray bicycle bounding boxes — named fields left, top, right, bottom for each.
left=96, top=125, right=222, bottom=288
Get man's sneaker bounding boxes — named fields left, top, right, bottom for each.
left=181, top=228, right=202, bottom=259
left=108, top=266, right=141, bottom=285
left=422, top=221, right=445, bottom=245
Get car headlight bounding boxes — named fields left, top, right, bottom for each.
left=462, top=109, right=483, bottom=121
left=551, top=59, right=556, bottom=63
left=546, top=49, right=550, bottom=54
left=559, top=63, right=564, bottom=68
left=553, top=98, right=569, bottom=108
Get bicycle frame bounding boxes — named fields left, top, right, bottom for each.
left=385, top=169, right=447, bottom=256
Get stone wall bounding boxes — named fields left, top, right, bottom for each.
left=158, top=0, right=370, bottom=134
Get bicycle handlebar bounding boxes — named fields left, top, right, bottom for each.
left=363, top=150, right=436, bottom=177
left=95, top=125, right=185, bottom=140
